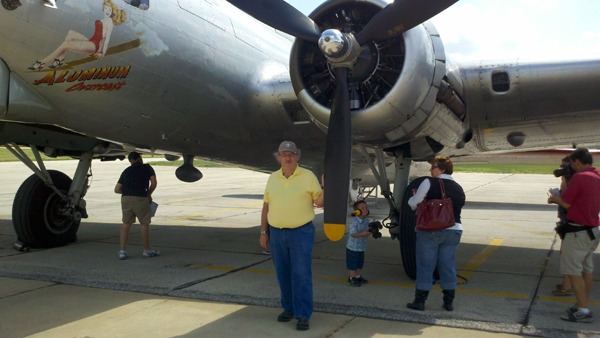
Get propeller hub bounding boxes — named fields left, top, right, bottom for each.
left=318, top=30, right=362, bottom=69
left=318, top=29, right=345, bottom=56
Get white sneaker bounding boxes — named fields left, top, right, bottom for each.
left=561, top=309, right=593, bottom=323
left=118, top=251, right=127, bottom=260
left=142, top=249, right=160, bottom=258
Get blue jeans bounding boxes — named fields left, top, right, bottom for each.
left=269, top=222, right=315, bottom=320
left=415, top=230, right=462, bottom=290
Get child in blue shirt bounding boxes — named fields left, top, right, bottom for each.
left=347, top=200, right=373, bottom=287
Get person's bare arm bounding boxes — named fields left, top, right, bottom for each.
left=260, top=203, right=269, bottom=250
left=314, top=190, right=324, bottom=208
left=114, top=183, right=122, bottom=194
left=147, top=175, right=157, bottom=197
left=548, top=194, right=571, bottom=210
left=351, top=230, right=372, bottom=238
left=314, top=174, right=324, bottom=208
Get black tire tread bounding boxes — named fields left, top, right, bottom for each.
left=12, top=170, right=80, bottom=248
left=400, top=177, right=428, bottom=280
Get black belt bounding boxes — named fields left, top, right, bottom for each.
left=555, top=221, right=597, bottom=241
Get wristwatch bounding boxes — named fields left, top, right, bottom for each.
left=260, top=230, right=268, bottom=235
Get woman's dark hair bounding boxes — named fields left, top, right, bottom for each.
left=433, top=155, right=453, bottom=175
left=570, top=147, right=593, bottom=165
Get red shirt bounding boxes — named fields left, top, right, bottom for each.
left=562, top=167, right=600, bottom=226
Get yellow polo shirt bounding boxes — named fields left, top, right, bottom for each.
left=264, top=166, right=322, bottom=229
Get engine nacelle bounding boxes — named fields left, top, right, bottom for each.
left=290, top=0, right=468, bottom=159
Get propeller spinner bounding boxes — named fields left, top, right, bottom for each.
left=225, top=0, right=459, bottom=241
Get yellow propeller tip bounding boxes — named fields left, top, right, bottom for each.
left=324, top=223, right=345, bottom=241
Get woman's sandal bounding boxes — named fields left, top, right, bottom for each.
left=553, top=284, right=573, bottom=296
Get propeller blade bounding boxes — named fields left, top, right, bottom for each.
left=323, top=67, right=352, bottom=241
left=355, top=0, right=458, bottom=45
left=225, top=0, right=321, bottom=42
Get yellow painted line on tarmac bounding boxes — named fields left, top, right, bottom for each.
left=458, top=238, right=504, bottom=282
left=458, top=289, right=528, bottom=298
left=189, top=264, right=530, bottom=299
left=169, top=203, right=262, bottom=220
left=167, top=200, right=261, bottom=205
left=192, top=264, right=600, bottom=305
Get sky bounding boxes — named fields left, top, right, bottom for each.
left=285, top=0, right=600, bottom=61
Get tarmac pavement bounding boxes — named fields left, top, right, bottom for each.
left=0, top=159, right=599, bottom=337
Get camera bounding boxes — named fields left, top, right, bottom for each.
left=368, top=221, right=383, bottom=239
left=553, top=163, right=574, bottom=180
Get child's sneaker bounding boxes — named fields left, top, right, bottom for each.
left=118, top=251, right=127, bottom=260
left=561, top=309, right=593, bottom=323
left=347, top=277, right=361, bottom=287
left=142, top=249, right=160, bottom=258
left=355, top=276, right=369, bottom=284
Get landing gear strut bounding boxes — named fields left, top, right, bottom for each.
left=359, top=145, right=420, bottom=279
left=6, top=143, right=91, bottom=248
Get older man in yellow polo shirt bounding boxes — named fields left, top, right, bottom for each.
left=260, top=141, right=324, bottom=331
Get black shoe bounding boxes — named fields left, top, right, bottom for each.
left=406, top=289, right=429, bottom=311
left=277, top=312, right=294, bottom=322
left=296, top=318, right=309, bottom=330
left=442, top=289, right=455, bottom=311
left=355, top=276, right=369, bottom=284
left=347, top=277, right=361, bottom=287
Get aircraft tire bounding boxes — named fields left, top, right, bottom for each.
left=12, top=170, right=80, bottom=248
left=400, top=176, right=440, bottom=281
left=400, top=177, right=426, bottom=279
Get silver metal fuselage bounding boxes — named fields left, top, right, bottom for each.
left=0, top=0, right=325, bottom=172
left=1, top=0, right=600, bottom=178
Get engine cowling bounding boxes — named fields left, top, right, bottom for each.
left=290, top=0, right=468, bottom=159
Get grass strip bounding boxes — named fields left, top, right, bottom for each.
left=150, top=159, right=227, bottom=167
left=453, top=163, right=558, bottom=174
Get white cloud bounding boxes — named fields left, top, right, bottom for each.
left=128, top=21, right=169, bottom=57
left=432, top=0, right=600, bottom=61
left=582, top=30, right=600, bottom=39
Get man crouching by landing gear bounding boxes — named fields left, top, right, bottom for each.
left=548, top=147, right=600, bottom=323
left=114, top=152, right=159, bottom=260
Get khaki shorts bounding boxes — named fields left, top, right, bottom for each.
left=560, top=227, right=600, bottom=275
left=121, top=195, right=151, bottom=225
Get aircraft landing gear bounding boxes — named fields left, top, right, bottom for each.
left=7, top=144, right=91, bottom=248
left=359, top=145, right=421, bottom=279
left=13, top=170, right=80, bottom=248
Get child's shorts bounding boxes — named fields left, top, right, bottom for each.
left=346, top=248, right=365, bottom=271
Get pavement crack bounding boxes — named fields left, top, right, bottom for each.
left=464, top=174, right=515, bottom=193
left=325, top=317, right=356, bottom=338
left=0, top=282, right=57, bottom=300
left=168, top=257, right=273, bottom=293
left=520, top=233, right=560, bottom=330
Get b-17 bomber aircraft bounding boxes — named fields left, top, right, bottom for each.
left=1, top=0, right=599, bottom=278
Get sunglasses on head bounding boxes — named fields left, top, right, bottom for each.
left=430, top=165, right=439, bottom=170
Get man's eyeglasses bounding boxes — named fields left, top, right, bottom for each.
left=430, top=166, right=439, bottom=170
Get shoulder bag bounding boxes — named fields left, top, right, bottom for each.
left=416, top=178, right=455, bottom=231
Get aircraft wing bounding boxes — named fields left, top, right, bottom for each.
left=1, top=0, right=600, bottom=248
left=457, top=57, right=600, bottom=155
